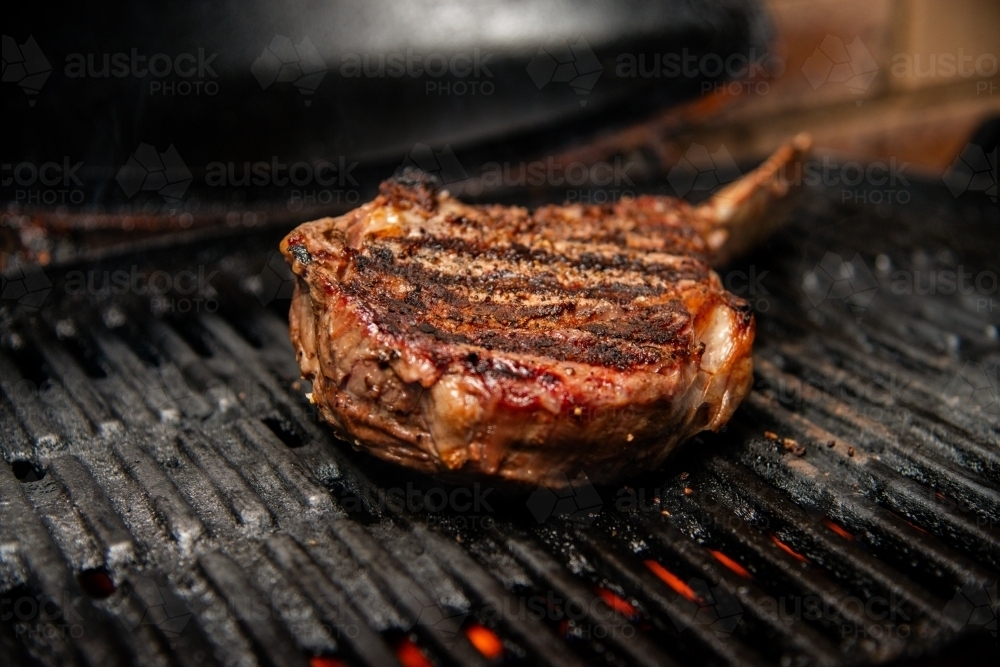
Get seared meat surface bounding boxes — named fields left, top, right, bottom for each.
left=282, top=138, right=808, bottom=485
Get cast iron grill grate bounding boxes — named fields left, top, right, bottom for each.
left=1, top=179, right=997, bottom=667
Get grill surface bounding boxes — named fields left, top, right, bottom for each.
left=1, top=177, right=998, bottom=667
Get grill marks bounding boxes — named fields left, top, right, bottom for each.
left=283, top=184, right=734, bottom=372
left=410, top=233, right=708, bottom=279
left=338, top=225, right=706, bottom=368
left=580, top=312, right=690, bottom=347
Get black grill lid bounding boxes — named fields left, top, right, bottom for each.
left=5, top=0, right=770, bottom=195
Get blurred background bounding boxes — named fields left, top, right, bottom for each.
left=3, top=0, right=997, bottom=269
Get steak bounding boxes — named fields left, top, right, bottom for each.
left=281, top=136, right=810, bottom=486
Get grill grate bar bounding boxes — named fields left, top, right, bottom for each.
left=0, top=351, right=64, bottom=451
left=412, top=524, right=592, bottom=667
left=33, top=334, right=117, bottom=434
left=630, top=513, right=845, bottom=666
left=644, top=484, right=906, bottom=661
left=738, top=393, right=1000, bottom=571
left=234, top=419, right=338, bottom=514
left=198, top=550, right=305, bottom=667
left=789, top=335, right=999, bottom=444
left=174, top=427, right=276, bottom=532
left=47, top=455, right=137, bottom=569
left=752, top=356, right=1000, bottom=519
left=330, top=519, right=493, bottom=667
left=0, top=399, right=32, bottom=462
left=503, top=535, right=681, bottom=667
left=761, top=294, right=1000, bottom=446
left=760, top=342, right=1000, bottom=483
left=110, top=435, right=207, bottom=555
left=263, top=534, right=403, bottom=667
left=569, top=526, right=775, bottom=667
left=703, top=457, right=959, bottom=633
left=108, top=572, right=226, bottom=667
left=736, top=433, right=997, bottom=595
left=204, top=422, right=321, bottom=526
left=1, top=464, right=129, bottom=667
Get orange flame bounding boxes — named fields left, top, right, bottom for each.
left=396, top=638, right=434, bottom=667
left=708, top=549, right=752, bottom=579
left=822, top=518, right=855, bottom=541
left=465, top=623, right=504, bottom=660
left=644, top=560, right=702, bottom=603
left=309, top=657, right=345, bottom=667
left=596, top=587, right=639, bottom=618
left=769, top=534, right=809, bottom=563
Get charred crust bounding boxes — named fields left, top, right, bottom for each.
left=289, top=244, right=312, bottom=265
left=729, top=297, right=754, bottom=326
left=371, top=246, right=394, bottom=263
left=404, top=234, right=707, bottom=282
left=379, top=172, right=440, bottom=212
left=330, top=233, right=708, bottom=369
left=285, top=188, right=748, bottom=374
left=464, top=352, right=490, bottom=374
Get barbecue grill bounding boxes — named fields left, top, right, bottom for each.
left=1, top=170, right=998, bottom=667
